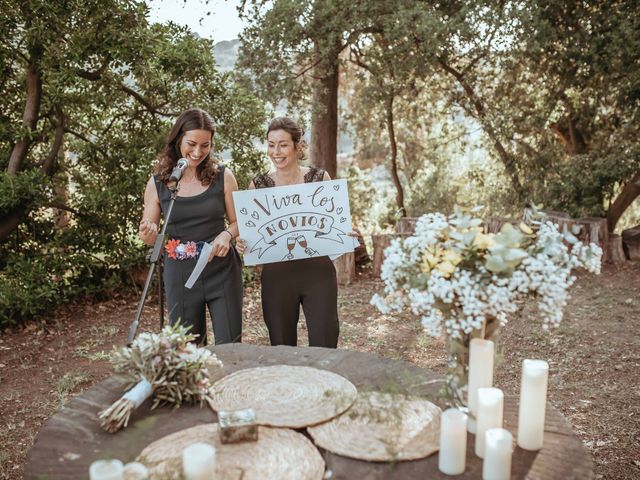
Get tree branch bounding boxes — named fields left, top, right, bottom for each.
left=64, top=128, right=110, bottom=159
left=119, top=84, right=180, bottom=116
left=41, top=107, right=65, bottom=175
left=438, top=56, right=525, bottom=201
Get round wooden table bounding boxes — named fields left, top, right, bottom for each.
left=25, top=343, right=593, bottom=479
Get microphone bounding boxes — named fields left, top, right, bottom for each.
left=169, top=158, right=189, bottom=184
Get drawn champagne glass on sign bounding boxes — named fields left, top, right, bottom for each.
left=297, top=235, right=318, bottom=257
left=286, top=236, right=297, bottom=260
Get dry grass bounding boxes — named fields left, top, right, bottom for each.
left=0, top=264, right=639, bottom=479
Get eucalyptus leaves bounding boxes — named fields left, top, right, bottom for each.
left=371, top=207, right=602, bottom=338
left=98, top=324, right=222, bottom=433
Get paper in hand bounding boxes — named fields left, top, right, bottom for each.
left=185, top=242, right=213, bottom=289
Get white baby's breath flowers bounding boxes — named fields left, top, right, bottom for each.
left=371, top=209, right=602, bottom=338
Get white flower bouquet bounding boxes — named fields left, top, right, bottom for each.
left=371, top=207, right=602, bottom=339
left=98, top=323, right=222, bottom=432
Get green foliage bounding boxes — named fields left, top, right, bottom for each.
left=0, top=250, right=122, bottom=326
left=0, top=170, right=51, bottom=216
left=0, top=0, right=267, bottom=324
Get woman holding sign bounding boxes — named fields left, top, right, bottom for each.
left=237, top=117, right=340, bottom=348
left=138, top=108, right=243, bottom=345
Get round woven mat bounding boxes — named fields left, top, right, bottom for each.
left=308, top=391, right=442, bottom=461
left=136, top=423, right=325, bottom=480
left=209, top=365, right=357, bottom=428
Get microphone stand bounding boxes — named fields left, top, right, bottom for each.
left=127, top=182, right=180, bottom=345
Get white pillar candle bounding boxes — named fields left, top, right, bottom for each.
left=475, top=387, right=504, bottom=458
left=182, top=442, right=216, bottom=480
left=438, top=408, right=468, bottom=475
left=467, top=339, right=494, bottom=433
left=517, top=359, right=549, bottom=450
left=89, top=459, right=124, bottom=480
left=482, top=428, right=513, bottom=480
left=123, top=462, right=149, bottom=480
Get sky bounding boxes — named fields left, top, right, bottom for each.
left=146, top=0, right=244, bottom=42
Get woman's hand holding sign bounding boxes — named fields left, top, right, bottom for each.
left=236, top=237, right=247, bottom=255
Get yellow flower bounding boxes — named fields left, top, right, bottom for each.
left=442, top=249, right=462, bottom=266
left=420, top=247, right=444, bottom=274
left=519, top=222, right=533, bottom=235
left=436, top=261, right=456, bottom=277
left=474, top=232, right=496, bottom=250
left=420, top=255, right=433, bottom=274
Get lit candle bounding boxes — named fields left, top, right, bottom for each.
left=438, top=408, right=468, bottom=475
left=182, top=442, right=216, bottom=480
left=467, top=339, right=494, bottom=433
left=482, top=428, right=513, bottom=480
left=475, top=387, right=503, bottom=458
left=517, top=359, right=549, bottom=450
left=89, top=459, right=124, bottom=480
left=123, top=462, right=149, bottom=480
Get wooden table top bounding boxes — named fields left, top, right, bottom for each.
left=25, top=343, right=593, bottom=479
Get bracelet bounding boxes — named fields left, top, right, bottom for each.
left=222, top=229, right=234, bottom=240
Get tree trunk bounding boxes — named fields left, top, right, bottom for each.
left=7, top=56, right=43, bottom=174
left=607, top=234, right=626, bottom=264
left=310, top=44, right=339, bottom=179
left=606, top=172, right=640, bottom=233
left=621, top=225, right=640, bottom=260
left=385, top=94, right=406, bottom=217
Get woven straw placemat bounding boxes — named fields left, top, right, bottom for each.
left=136, top=423, right=325, bottom=480
left=209, top=365, right=357, bottom=428
left=308, top=391, right=442, bottom=461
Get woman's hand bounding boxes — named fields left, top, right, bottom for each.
left=236, top=238, right=247, bottom=255
left=208, top=230, right=233, bottom=261
left=139, top=218, right=158, bottom=245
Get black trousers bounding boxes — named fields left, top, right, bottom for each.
left=164, top=249, right=243, bottom=345
left=261, top=256, right=339, bottom=348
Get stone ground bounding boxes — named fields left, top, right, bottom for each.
left=0, top=262, right=638, bottom=479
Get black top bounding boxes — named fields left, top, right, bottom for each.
left=252, top=166, right=325, bottom=189
left=154, top=166, right=226, bottom=243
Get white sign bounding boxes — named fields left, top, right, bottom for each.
left=233, top=179, right=355, bottom=266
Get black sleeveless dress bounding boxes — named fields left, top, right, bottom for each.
left=154, top=165, right=242, bottom=344
left=252, top=167, right=339, bottom=348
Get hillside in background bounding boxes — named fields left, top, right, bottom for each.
left=213, top=39, right=240, bottom=72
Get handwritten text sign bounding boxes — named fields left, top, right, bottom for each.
left=233, top=179, right=354, bottom=266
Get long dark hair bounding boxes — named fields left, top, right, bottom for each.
left=155, top=108, right=218, bottom=184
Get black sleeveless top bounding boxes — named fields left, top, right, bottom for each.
left=252, top=166, right=325, bottom=189
left=154, top=166, right=226, bottom=243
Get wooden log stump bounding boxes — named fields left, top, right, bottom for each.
left=541, top=209, right=571, bottom=218
left=575, top=217, right=608, bottom=247
left=333, top=252, right=356, bottom=285
left=621, top=225, right=640, bottom=260
left=484, top=217, right=518, bottom=234
left=396, top=217, right=419, bottom=234
left=543, top=213, right=577, bottom=236
left=540, top=215, right=608, bottom=250
left=607, top=233, right=627, bottom=263
left=372, top=233, right=410, bottom=278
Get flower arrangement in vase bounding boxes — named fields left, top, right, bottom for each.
left=371, top=207, right=602, bottom=407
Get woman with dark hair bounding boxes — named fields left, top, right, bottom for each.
left=236, top=117, right=340, bottom=348
left=139, top=108, right=243, bottom=344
